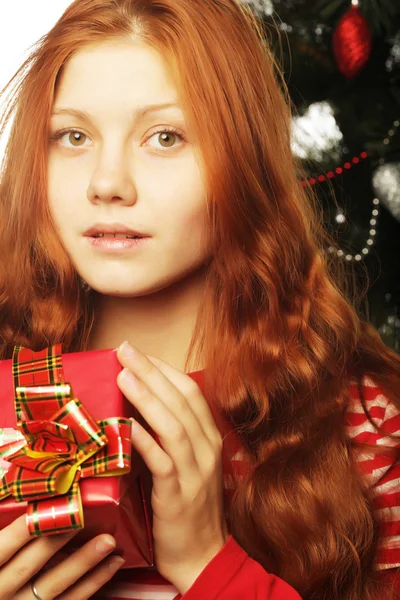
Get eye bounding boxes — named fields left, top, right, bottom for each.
left=50, top=129, right=91, bottom=148
left=49, top=126, right=185, bottom=153
left=146, top=127, right=185, bottom=153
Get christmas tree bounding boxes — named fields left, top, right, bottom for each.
left=245, top=0, right=400, bottom=351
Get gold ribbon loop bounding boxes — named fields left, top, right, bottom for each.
left=0, top=345, right=133, bottom=536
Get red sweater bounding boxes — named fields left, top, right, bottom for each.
left=98, top=373, right=400, bottom=599
left=173, top=535, right=301, bottom=599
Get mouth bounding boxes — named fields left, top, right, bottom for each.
left=85, top=232, right=151, bottom=253
left=91, top=233, right=143, bottom=239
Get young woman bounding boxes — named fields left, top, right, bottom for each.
left=0, top=0, right=399, bottom=598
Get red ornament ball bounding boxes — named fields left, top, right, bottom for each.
left=333, top=6, right=372, bottom=79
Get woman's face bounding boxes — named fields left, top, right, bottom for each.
left=47, top=41, right=211, bottom=297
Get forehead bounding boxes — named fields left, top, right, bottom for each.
left=54, top=41, right=179, bottom=106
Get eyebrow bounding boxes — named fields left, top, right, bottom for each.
left=51, top=102, right=183, bottom=123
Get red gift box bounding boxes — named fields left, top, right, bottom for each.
left=0, top=345, right=154, bottom=569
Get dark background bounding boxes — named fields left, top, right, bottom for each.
left=246, top=0, right=400, bottom=352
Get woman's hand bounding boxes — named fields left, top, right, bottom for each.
left=0, top=515, right=124, bottom=599
left=116, top=341, right=229, bottom=594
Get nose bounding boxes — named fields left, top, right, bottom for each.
left=87, top=147, right=137, bottom=206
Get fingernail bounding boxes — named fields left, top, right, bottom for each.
left=109, top=556, right=125, bottom=571
left=121, top=368, right=140, bottom=390
left=96, top=536, right=116, bottom=555
left=120, top=341, right=137, bottom=357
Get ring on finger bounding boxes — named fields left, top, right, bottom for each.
left=31, top=579, right=44, bottom=600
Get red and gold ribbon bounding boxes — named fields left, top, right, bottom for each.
left=0, top=344, right=132, bottom=536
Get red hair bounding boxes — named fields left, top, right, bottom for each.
left=1, top=1, right=400, bottom=598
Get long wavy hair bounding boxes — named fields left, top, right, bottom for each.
left=1, top=0, right=400, bottom=598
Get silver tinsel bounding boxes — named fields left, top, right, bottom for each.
left=240, top=0, right=274, bottom=16
left=372, top=162, right=400, bottom=223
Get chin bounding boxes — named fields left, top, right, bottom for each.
left=87, top=280, right=156, bottom=297
left=91, top=286, right=139, bottom=297
left=83, top=272, right=183, bottom=298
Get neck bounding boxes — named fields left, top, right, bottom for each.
left=86, top=267, right=207, bottom=374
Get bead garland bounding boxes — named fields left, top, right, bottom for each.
left=302, top=118, right=399, bottom=261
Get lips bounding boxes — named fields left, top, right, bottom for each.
left=92, top=233, right=142, bottom=239
left=84, top=223, right=150, bottom=238
left=86, top=233, right=151, bottom=253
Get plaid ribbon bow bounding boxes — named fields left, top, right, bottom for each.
left=0, top=344, right=132, bottom=536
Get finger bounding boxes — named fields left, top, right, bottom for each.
left=0, top=515, right=31, bottom=568
left=116, top=344, right=221, bottom=470
left=146, top=354, right=221, bottom=443
left=0, top=528, right=77, bottom=597
left=57, top=555, right=125, bottom=600
left=41, top=548, right=68, bottom=571
left=117, top=344, right=220, bottom=443
left=129, top=417, right=181, bottom=499
left=143, top=355, right=225, bottom=468
left=117, top=344, right=204, bottom=438
left=118, top=368, right=201, bottom=482
left=24, top=534, right=118, bottom=600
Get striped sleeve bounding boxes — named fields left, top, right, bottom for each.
left=346, top=376, right=400, bottom=570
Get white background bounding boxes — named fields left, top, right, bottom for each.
left=0, top=1, right=73, bottom=159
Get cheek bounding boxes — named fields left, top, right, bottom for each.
left=47, top=167, right=80, bottom=231
left=47, top=197, right=80, bottom=257
left=174, top=177, right=208, bottom=250
left=160, top=165, right=208, bottom=231
left=47, top=191, right=70, bottom=234
left=169, top=204, right=210, bottom=256
left=47, top=164, right=64, bottom=222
